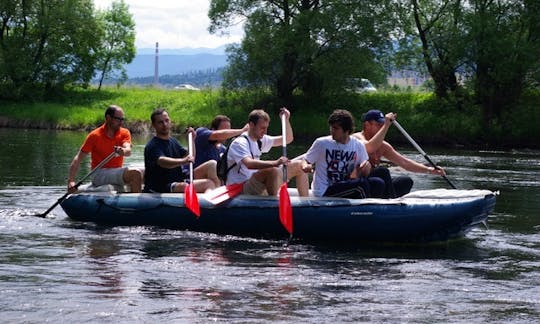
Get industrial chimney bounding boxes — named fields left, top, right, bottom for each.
left=153, top=42, right=159, bottom=86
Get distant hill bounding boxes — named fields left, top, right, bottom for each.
left=135, top=45, right=228, bottom=56
left=125, top=68, right=225, bottom=88
left=99, top=46, right=230, bottom=86
left=125, top=53, right=228, bottom=78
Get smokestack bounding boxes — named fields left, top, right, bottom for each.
left=154, top=42, right=159, bottom=86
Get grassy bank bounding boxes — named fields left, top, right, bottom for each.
left=0, top=87, right=538, bottom=149
left=0, top=87, right=226, bottom=132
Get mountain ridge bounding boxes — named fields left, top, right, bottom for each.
left=135, top=45, right=228, bottom=56
left=125, top=53, right=227, bottom=78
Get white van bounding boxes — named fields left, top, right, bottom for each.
left=355, top=78, right=377, bottom=92
left=346, top=78, right=377, bottom=93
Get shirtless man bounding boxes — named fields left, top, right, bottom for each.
left=353, top=109, right=446, bottom=197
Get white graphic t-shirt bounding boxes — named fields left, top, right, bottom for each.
left=304, top=136, right=369, bottom=197
left=226, top=133, right=275, bottom=184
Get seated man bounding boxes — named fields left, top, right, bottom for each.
left=301, top=109, right=391, bottom=199
left=68, top=105, right=143, bottom=193
left=193, top=115, right=248, bottom=185
left=144, top=108, right=218, bottom=193
left=225, top=108, right=309, bottom=197
left=194, top=114, right=249, bottom=168
left=353, top=109, right=446, bottom=197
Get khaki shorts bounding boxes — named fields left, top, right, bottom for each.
left=242, top=176, right=268, bottom=196
left=92, top=167, right=126, bottom=187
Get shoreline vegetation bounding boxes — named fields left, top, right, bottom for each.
left=0, top=87, right=538, bottom=149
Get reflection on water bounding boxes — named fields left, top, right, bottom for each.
left=84, top=238, right=127, bottom=296
left=0, top=128, right=539, bottom=322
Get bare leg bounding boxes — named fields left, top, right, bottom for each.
left=286, top=160, right=309, bottom=196
left=172, top=179, right=215, bottom=193
left=123, top=168, right=143, bottom=193
left=252, top=167, right=281, bottom=195
left=193, top=179, right=216, bottom=192
left=194, top=160, right=221, bottom=187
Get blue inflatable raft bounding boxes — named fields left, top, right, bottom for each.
left=60, top=188, right=496, bottom=243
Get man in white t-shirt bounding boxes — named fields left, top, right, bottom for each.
left=225, top=108, right=309, bottom=196
left=301, top=109, right=389, bottom=198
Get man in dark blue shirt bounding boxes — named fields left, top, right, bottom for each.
left=144, top=108, right=219, bottom=193
left=194, top=115, right=248, bottom=169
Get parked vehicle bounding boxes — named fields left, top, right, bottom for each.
left=355, top=78, right=377, bottom=92
left=173, top=84, right=200, bottom=91
left=346, top=78, right=377, bottom=93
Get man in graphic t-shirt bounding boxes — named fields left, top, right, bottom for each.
left=301, top=109, right=392, bottom=198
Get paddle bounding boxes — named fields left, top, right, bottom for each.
left=393, top=120, right=457, bottom=189
left=184, top=132, right=200, bottom=217
left=279, top=113, right=293, bottom=236
left=205, top=183, right=244, bottom=205
left=36, top=150, right=118, bottom=218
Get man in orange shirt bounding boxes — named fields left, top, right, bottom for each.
left=67, top=105, right=143, bottom=193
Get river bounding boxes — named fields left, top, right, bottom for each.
left=0, top=128, right=539, bottom=323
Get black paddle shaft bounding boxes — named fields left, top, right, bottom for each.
left=36, top=150, right=118, bottom=217
left=421, top=153, right=457, bottom=189
left=393, top=120, right=457, bottom=189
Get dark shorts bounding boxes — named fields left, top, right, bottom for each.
left=324, top=177, right=386, bottom=199
left=324, top=178, right=369, bottom=199
left=370, top=167, right=413, bottom=198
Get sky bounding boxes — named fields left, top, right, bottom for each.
left=93, top=0, right=243, bottom=49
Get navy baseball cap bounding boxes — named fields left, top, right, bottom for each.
left=362, top=109, right=385, bottom=123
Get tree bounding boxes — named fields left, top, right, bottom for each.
left=395, top=0, right=540, bottom=123
left=465, top=0, right=540, bottom=123
left=209, top=0, right=396, bottom=105
left=94, top=0, right=136, bottom=90
left=0, top=0, right=100, bottom=98
left=393, top=0, right=466, bottom=99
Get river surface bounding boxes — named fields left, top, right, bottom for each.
left=0, top=128, right=539, bottom=323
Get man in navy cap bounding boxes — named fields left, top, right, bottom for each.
left=353, top=109, right=446, bottom=198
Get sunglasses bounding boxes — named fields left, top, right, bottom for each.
left=112, top=116, right=125, bottom=121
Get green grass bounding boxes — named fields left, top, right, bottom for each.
left=1, top=86, right=538, bottom=148
left=1, top=87, right=229, bottom=131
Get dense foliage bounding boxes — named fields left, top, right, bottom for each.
left=1, top=0, right=538, bottom=141
left=394, top=0, right=540, bottom=124
left=209, top=0, right=395, bottom=105
left=209, top=0, right=540, bottom=128
left=0, top=0, right=135, bottom=99
left=94, top=0, right=136, bottom=90
left=0, top=0, right=99, bottom=99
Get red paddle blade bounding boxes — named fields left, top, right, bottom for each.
left=184, top=184, right=200, bottom=217
left=279, top=183, right=293, bottom=235
left=206, top=183, right=244, bottom=205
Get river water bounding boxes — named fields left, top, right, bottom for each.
left=0, top=128, right=539, bottom=323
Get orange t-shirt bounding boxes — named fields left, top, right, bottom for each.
left=80, top=124, right=131, bottom=169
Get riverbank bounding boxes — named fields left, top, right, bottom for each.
left=1, top=87, right=538, bottom=149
